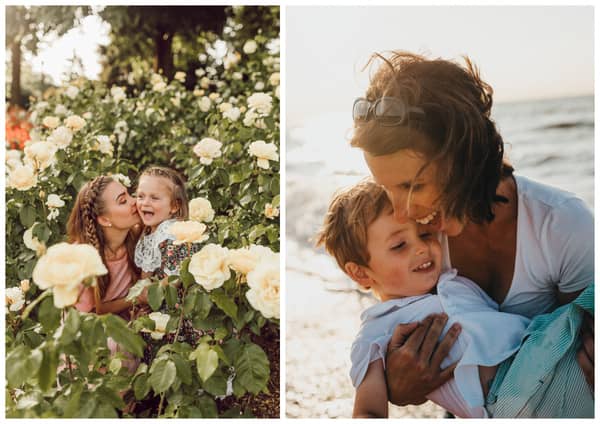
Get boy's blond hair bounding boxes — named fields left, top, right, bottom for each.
left=316, top=178, right=392, bottom=270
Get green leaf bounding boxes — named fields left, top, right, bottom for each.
left=125, top=278, right=151, bottom=303
left=234, top=343, right=270, bottom=395
left=202, top=369, right=227, bottom=396
left=6, top=345, right=42, bottom=388
left=190, top=343, right=218, bottom=382
left=172, top=353, right=192, bottom=385
left=196, top=395, right=217, bottom=418
left=210, top=344, right=231, bottom=366
left=210, top=291, right=238, bottom=320
left=148, top=283, right=165, bottom=311
left=133, top=374, right=151, bottom=400
left=103, top=314, right=145, bottom=358
left=58, top=307, right=81, bottom=346
left=38, top=342, right=59, bottom=392
left=19, top=205, right=36, bottom=227
left=149, top=359, right=177, bottom=394
left=37, top=296, right=61, bottom=332
left=32, top=223, right=52, bottom=243
left=180, top=258, right=195, bottom=288
left=165, top=284, right=178, bottom=308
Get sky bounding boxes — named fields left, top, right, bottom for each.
left=286, top=6, right=595, bottom=126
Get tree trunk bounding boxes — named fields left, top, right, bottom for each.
left=153, top=30, right=174, bottom=80
left=10, top=40, right=22, bottom=107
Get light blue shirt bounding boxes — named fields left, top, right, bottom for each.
left=350, top=269, right=531, bottom=417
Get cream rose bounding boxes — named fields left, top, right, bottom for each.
left=254, top=81, right=265, bottom=91
left=223, top=107, right=241, bottom=122
left=208, top=92, right=220, bottom=101
left=243, top=40, right=258, bottom=54
left=42, top=116, right=60, bottom=129
left=247, top=92, right=273, bottom=115
left=153, top=81, right=167, bottom=93
left=64, top=115, right=86, bottom=131
left=112, top=173, right=131, bottom=187
left=8, top=164, right=37, bottom=191
left=32, top=242, right=108, bottom=308
left=248, top=140, right=279, bottom=169
left=150, top=73, right=163, bottom=86
left=246, top=257, right=280, bottom=319
left=46, top=194, right=65, bottom=209
left=189, top=197, right=215, bottom=223
left=189, top=244, right=231, bottom=291
left=94, top=135, right=114, bottom=156
left=6, top=149, right=21, bottom=169
left=198, top=96, right=212, bottom=112
left=193, top=137, right=222, bottom=165
left=65, top=85, right=79, bottom=99
left=54, top=104, right=67, bottom=116
left=169, top=220, right=209, bottom=245
left=23, top=225, right=46, bottom=256
left=195, top=68, right=206, bottom=78
left=269, top=72, right=280, bottom=87
left=24, top=141, right=57, bottom=171
left=47, top=126, right=73, bottom=149
left=174, top=71, right=186, bottom=83
left=142, top=312, right=172, bottom=340
left=111, top=86, right=126, bottom=102
left=200, top=77, right=210, bottom=89
left=20, top=279, right=31, bottom=293
left=6, top=287, right=26, bottom=312
left=228, top=244, right=277, bottom=276
left=264, top=203, right=279, bottom=219
left=224, top=52, right=241, bottom=70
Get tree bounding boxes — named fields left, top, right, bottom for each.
left=98, top=6, right=227, bottom=84
left=5, top=6, right=90, bottom=106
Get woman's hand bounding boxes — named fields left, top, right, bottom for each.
left=577, top=312, right=594, bottom=390
left=385, top=313, right=461, bottom=406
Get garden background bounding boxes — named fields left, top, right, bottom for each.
left=5, top=5, right=280, bottom=418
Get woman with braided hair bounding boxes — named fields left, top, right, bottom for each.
left=67, top=175, right=148, bottom=319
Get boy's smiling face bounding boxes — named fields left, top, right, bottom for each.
left=362, top=211, right=442, bottom=301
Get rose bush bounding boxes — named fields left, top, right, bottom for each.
left=6, top=7, right=280, bottom=418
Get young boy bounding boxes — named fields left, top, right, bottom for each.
left=316, top=179, right=530, bottom=418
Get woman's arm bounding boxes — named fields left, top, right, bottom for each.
left=385, top=314, right=461, bottom=406
left=352, top=359, right=389, bottom=418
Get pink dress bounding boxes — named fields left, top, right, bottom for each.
left=74, top=251, right=139, bottom=373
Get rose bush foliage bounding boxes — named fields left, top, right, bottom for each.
left=6, top=20, right=279, bottom=418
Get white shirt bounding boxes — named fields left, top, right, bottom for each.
left=442, top=175, right=594, bottom=318
left=350, top=269, right=530, bottom=418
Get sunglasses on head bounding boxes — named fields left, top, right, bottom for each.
left=352, top=97, right=425, bottom=126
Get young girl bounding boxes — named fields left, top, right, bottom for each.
left=134, top=166, right=201, bottom=280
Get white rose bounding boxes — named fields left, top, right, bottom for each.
left=248, top=140, right=279, bottom=169
left=198, top=96, right=212, bottom=112
left=152, top=81, right=167, bottom=93
left=112, top=173, right=131, bottom=187
left=193, top=137, right=222, bottom=165
left=264, top=203, right=279, bottom=219
left=269, top=72, right=280, bottom=87
left=223, top=107, right=241, bottom=122
left=189, top=197, right=215, bottom=223
left=208, top=92, right=220, bottom=101
left=200, top=77, right=210, bottom=89
left=142, top=312, right=172, bottom=340
left=254, top=81, right=265, bottom=91
left=243, top=109, right=257, bottom=127
left=218, top=102, right=232, bottom=113
left=35, top=101, right=49, bottom=111
left=174, top=71, right=186, bottom=83
left=42, top=116, right=60, bottom=129
left=247, top=92, right=273, bottom=115
left=195, top=68, right=206, bottom=78
left=47, top=126, right=73, bottom=149
left=94, top=135, right=114, bottom=156
left=8, top=164, right=37, bottom=191
left=83, top=112, right=93, bottom=120
left=32, top=242, right=108, bottom=308
left=24, top=141, right=57, bottom=171
left=23, top=225, right=46, bottom=256
left=246, top=257, right=280, bottom=319
left=65, top=85, right=79, bottom=99
left=64, top=115, right=86, bottom=131
left=46, top=194, right=65, bottom=209
left=228, top=244, right=277, bottom=275
left=243, top=40, right=258, bottom=54
left=54, top=104, right=68, bottom=116
left=6, top=287, right=26, bottom=312
left=189, top=244, right=231, bottom=291
left=198, top=53, right=207, bottom=63
left=111, top=86, right=127, bottom=102
left=169, top=220, right=209, bottom=245
left=232, top=72, right=243, bottom=80
left=6, top=150, right=21, bottom=169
